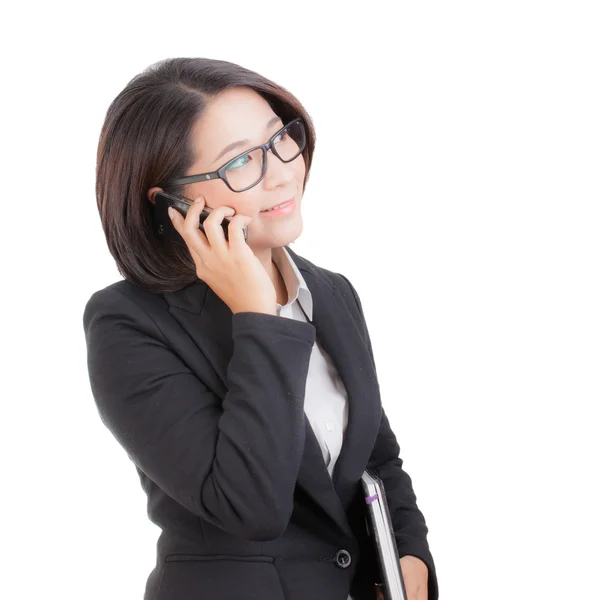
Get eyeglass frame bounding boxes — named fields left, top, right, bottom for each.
left=165, top=117, right=306, bottom=193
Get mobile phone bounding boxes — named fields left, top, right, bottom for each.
left=151, top=191, right=248, bottom=246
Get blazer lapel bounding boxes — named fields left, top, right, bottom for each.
left=290, top=250, right=382, bottom=510
left=162, top=248, right=381, bottom=539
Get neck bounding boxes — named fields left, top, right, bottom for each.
left=253, top=246, right=287, bottom=305
left=253, top=247, right=275, bottom=277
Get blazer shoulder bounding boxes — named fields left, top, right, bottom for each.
left=84, top=279, right=167, bottom=314
left=82, top=279, right=171, bottom=337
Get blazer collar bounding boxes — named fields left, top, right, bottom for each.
left=163, top=246, right=381, bottom=539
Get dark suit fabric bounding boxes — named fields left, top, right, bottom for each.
left=83, top=247, right=438, bottom=600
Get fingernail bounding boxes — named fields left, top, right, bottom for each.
left=167, top=207, right=174, bottom=219
left=194, top=197, right=204, bottom=203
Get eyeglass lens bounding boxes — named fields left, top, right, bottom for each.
left=223, top=120, right=306, bottom=191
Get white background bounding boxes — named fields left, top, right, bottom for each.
left=2, top=1, right=599, bottom=598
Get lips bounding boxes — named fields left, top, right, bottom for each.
left=261, top=197, right=295, bottom=212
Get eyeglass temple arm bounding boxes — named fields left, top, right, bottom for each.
left=168, top=171, right=220, bottom=186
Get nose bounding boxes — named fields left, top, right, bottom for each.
left=262, top=147, right=295, bottom=190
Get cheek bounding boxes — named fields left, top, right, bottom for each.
left=209, top=188, right=240, bottom=210
left=238, top=189, right=267, bottom=216
left=295, top=157, right=307, bottom=185
left=188, top=181, right=239, bottom=210
left=185, top=180, right=219, bottom=202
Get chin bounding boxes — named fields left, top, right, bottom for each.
left=254, top=216, right=303, bottom=249
left=280, top=215, right=303, bottom=245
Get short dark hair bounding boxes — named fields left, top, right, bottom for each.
left=96, top=57, right=316, bottom=294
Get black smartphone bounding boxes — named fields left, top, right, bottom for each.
left=151, top=191, right=248, bottom=247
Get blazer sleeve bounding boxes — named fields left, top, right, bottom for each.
left=83, top=287, right=316, bottom=542
left=338, top=274, right=439, bottom=600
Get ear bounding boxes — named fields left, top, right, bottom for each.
left=147, top=186, right=163, bottom=204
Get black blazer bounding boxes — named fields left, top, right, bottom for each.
left=83, top=247, right=438, bottom=600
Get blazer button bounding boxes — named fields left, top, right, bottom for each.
left=334, top=549, right=352, bottom=569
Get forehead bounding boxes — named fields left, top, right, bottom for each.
left=190, top=87, right=280, bottom=161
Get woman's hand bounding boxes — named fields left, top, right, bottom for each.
left=374, top=555, right=428, bottom=600
left=168, top=196, right=277, bottom=315
left=400, top=555, right=428, bottom=600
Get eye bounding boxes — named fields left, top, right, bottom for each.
left=273, top=130, right=287, bottom=144
left=226, top=153, right=251, bottom=171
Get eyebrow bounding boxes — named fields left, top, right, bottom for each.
left=213, top=115, right=283, bottom=164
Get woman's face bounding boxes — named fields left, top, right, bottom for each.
left=180, top=87, right=306, bottom=251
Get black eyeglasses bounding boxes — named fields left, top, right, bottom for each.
left=167, top=117, right=306, bottom=193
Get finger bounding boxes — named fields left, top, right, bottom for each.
left=227, top=214, right=252, bottom=249
left=168, top=204, right=185, bottom=234
left=168, top=204, right=197, bottom=243
left=177, top=197, right=211, bottom=254
left=200, top=204, right=235, bottom=254
left=402, top=577, right=418, bottom=600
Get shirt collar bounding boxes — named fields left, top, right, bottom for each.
left=272, top=246, right=314, bottom=321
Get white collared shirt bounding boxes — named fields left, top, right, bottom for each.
left=272, top=246, right=349, bottom=477
left=272, top=247, right=354, bottom=600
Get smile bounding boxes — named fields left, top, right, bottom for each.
left=260, top=198, right=297, bottom=216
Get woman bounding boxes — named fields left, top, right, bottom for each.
left=84, top=57, right=438, bottom=600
